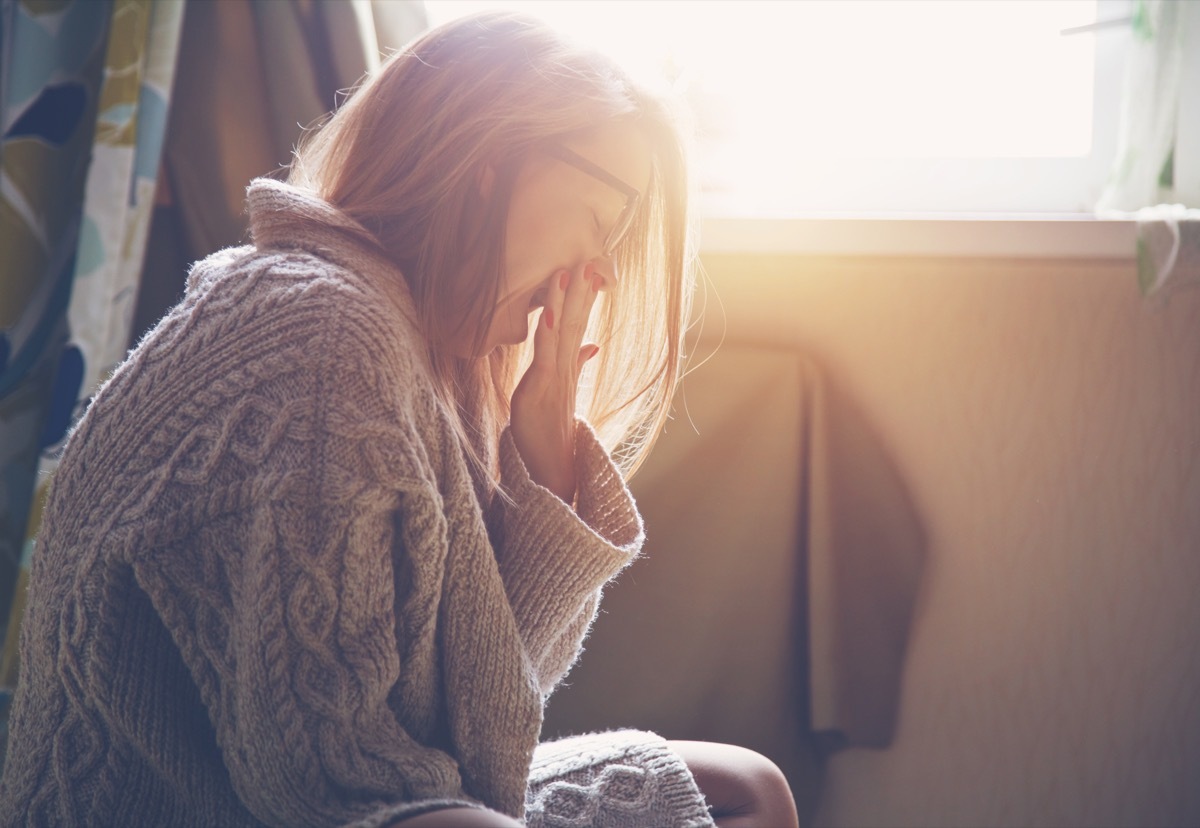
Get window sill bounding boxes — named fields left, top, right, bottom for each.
left=699, top=214, right=1138, bottom=261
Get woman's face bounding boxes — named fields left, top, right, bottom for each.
left=459, top=121, right=653, bottom=357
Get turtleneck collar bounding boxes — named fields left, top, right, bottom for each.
left=244, top=176, right=419, bottom=324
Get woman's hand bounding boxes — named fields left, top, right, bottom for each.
left=510, top=262, right=606, bottom=504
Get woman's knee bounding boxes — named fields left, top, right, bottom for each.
left=386, top=805, right=523, bottom=827
left=668, top=740, right=798, bottom=828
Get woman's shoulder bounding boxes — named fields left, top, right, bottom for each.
left=179, top=244, right=427, bottom=375
left=60, top=246, right=441, bottom=529
left=190, top=243, right=408, bottom=320
left=99, top=245, right=437, bottom=473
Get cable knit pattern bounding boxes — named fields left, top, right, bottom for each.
left=0, top=179, right=710, bottom=827
left=526, top=733, right=713, bottom=828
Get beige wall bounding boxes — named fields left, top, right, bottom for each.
left=699, top=252, right=1200, bottom=828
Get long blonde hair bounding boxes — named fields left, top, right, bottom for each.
left=289, top=11, right=695, bottom=487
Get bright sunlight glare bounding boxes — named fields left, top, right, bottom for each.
left=425, top=0, right=1100, bottom=212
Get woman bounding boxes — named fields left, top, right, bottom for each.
left=0, top=12, right=798, bottom=828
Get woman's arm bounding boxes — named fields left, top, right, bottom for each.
left=500, top=261, right=645, bottom=693
left=123, top=272, right=478, bottom=825
left=131, top=455, right=474, bottom=826
left=491, top=422, right=643, bottom=695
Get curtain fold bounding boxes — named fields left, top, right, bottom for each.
left=163, top=0, right=427, bottom=263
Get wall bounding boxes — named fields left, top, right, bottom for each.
left=699, top=252, right=1200, bottom=828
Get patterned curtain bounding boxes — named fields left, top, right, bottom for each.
left=0, top=0, right=185, bottom=689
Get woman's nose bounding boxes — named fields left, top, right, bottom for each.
left=588, top=256, right=619, bottom=291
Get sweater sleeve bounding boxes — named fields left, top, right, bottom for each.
left=124, top=289, right=479, bottom=826
left=492, top=420, right=644, bottom=695
left=130, top=438, right=477, bottom=827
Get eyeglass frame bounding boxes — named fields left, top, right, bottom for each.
left=544, top=143, right=642, bottom=258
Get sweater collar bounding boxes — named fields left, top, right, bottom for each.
left=245, top=176, right=419, bottom=322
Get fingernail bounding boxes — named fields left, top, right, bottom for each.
left=584, top=263, right=595, bottom=280
left=587, top=344, right=601, bottom=360
left=544, top=307, right=554, bottom=329
left=591, top=274, right=601, bottom=293
left=559, top=270, right=570, bottom=290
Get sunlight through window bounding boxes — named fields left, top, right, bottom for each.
left=424, top=0, right=1115, bottom=214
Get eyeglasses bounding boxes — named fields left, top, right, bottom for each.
left=545, top=144, right=641, bottom=258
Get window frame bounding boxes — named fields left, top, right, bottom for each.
left=424, top=0, right=1141, bottom=256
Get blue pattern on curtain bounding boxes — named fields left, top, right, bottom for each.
left=0, top=0, right=184, bottom=689
left=0, top=0, right=113, bottom=653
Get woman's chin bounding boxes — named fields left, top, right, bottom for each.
left=513, top=316, right=537, bottom=345
left=471, top=314, right=535, bottom=356
left=477, top=330, right=526, bottom=356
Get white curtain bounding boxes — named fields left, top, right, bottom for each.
left=1097, top=0, right=1199, bottom=297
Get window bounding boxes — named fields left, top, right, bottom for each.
left=425, top=0, right=1132, bottom=216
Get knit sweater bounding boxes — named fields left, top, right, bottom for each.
left=0, top=179, right=712, bottom=827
